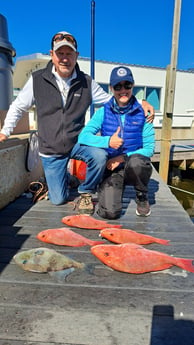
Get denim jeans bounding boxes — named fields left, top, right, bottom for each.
left=41, top=143, right=108, bottom=205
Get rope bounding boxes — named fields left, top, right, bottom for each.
left=168, top=185, right=194, bottom=196
left=28, top=181, right=48, bottom=203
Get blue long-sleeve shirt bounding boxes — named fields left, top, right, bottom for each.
left=78, top=106, right=155, bottom=158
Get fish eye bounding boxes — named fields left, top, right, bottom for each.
left=110, top=233, right=114, bottom=237
left=104, top=252, right=109, bottom=257
left=22, top=260, right=28, bottom=264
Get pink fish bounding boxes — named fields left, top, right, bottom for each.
left=91, top=243, right=194, bottom=274
left=61, top=215, right=122, bottom=230
left=37, top=228, right=105, bottom=247
left=100, top=228, right=170, bottom=245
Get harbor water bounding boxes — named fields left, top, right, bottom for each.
left=153, top=164, right=194, bottom=223
left=168, top=169, right=194, bottom=223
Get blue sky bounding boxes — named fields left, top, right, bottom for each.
left=1, top=0, right=193, bottom=70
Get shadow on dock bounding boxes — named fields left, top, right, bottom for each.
left=0, top=197, right=33, bottom=273
left=150, top=305, right=194, bottom=345
left=122, top=177, right=159, bottom=216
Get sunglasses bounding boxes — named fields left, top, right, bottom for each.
left=52, top=34, right=77, bottom=49
left=113, top=82, right=133, bottom=91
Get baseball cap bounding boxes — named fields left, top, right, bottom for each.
left=51, top=31, right=77, bottom=52
left=110, top=66, right=134, bottom=86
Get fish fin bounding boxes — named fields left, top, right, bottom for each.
left=156, top=239, right=171, bottom=245
left=176, top=258, right=194, bottom=273
left=109, top=224, right=122, bottom=229
left=48, top=267, right=75, bottom=281
left=91, top=240, right=105, bottom=246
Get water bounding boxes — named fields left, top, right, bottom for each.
left=169, top=169, right=194, bottom=223
left=153, top=164, right=194, bottom=223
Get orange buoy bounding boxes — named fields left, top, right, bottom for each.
left=69, top=159, right=87, bottom=180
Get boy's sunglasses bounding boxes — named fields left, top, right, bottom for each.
left=113, top=82, right=133, bottom=91
left=52, top=34, right=77, bottom=49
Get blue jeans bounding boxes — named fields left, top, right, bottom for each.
left=41, top=143, right=108, bottom=205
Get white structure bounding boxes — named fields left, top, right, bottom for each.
left=12, top=53, right=194, bottom=139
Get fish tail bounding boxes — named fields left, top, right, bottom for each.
left=84, top=263, right=96, bottom=275
left=175, top=258, right=194, bottom=272
left=91, top=240, right=105, bottom=246
left=156, top=238, right=170, bottom=245
left=49, top=268, right=75, bottom=281
left=104, top=224, right=122, bottom=229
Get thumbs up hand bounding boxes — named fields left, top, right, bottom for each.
left=109, top=127, right=123, bottom=149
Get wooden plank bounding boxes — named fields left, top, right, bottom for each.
left=1, top=259, right=194, bottom=291
left=0, top=285, right=194, bottom=344
left=0, top=168, right=194, bottom=345
left=1, top=237, right=194, bottom=258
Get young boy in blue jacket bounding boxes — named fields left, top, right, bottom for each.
left=78, top=66, right=155, bottom=218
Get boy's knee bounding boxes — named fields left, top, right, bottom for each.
left=51, top=198, right=66, bottom=206
left=49, top=192, right=68, bottom=205
left=96, top=151, right=107, bottom=165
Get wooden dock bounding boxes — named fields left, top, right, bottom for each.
left=0, top=168, right=194, bottom=345
left=152, top=139, right=194, bottom=169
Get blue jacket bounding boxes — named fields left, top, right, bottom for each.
left=101, top=96, right=145, bottom=157
left=78, top=96, right=155, bottom=158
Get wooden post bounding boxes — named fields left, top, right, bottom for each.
left=159, top=0, right=182, bottom=182
left=90, top=1, right=95, bottom=118
left=159, top=65, right=172, bottom=181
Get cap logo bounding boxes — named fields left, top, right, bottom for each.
left=117, top=68, right=127, bottom=77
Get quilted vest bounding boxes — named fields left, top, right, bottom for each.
left=101, top=96, right=145, bottom=157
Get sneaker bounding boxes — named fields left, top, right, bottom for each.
left=135, top=192, right=151, bottom=217
left=78, top=193, right=94, bottom=215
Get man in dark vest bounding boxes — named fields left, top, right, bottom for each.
left=0, top=31, right=154, bottom=215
